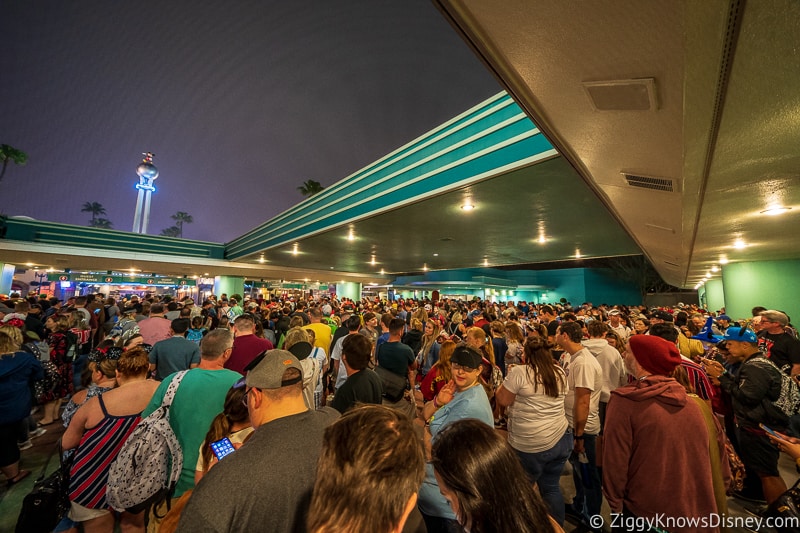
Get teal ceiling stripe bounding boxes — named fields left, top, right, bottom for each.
left=227, top=95, right=546, bottom=259
left=226, top=115, right=539, bottom=256
left=228, top=133, right=556, bottom=257
left=2, top=218, right=225, bottom=259
left=227, top=92, right=519, bottom=250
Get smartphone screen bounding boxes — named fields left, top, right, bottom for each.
left=210, top=437, right=236, bottom=461
left=759, top=423, right=779, bottom=438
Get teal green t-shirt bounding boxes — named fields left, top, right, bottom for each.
left=142, top=368, right=241, bottom=497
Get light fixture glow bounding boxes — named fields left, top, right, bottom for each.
left=370, top=256, right=376, bottom=266
left=460, top=202, right=475, bottom=211
left=258, top=256, right=266, bottom=264
left=575, top=249, right=582, bottom=259
left=760, top=206, right=792, bottom=216
left=733, top=239, right=747, bottom=249
left=483, top=258, right=489, bottom=267
left=433, top=253, right=438, bottom=257
left=423, top=264, right=429, bottom=272
left=380, top=269, right=385, bottom=275
left=347, top=231, right=355, bottom=241
left=719, top=257, right=729, bottom=265
left=711, top=265, right=719, bottom=272
left=538, top=235, right=546, bottom=244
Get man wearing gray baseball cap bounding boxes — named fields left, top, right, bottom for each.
left=177, top=350, right=339, bottom=533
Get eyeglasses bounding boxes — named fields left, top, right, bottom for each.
left=451, top=362, right=477, bottom=373
left=242, top=386, right=258, bottom=407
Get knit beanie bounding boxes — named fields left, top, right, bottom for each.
left=628, top=335, right=682, bottom=376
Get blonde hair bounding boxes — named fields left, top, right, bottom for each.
left=284, top=327, right=310, bottom=350
left=0, top=326, right=23, bottom=354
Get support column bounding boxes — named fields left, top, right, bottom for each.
left=0, top=263, right=14, bottom=296
left=703, top=279, right=725, bottom=315
left=721, top=260, right=800, bottom=323
left=214, top=276, right=245, bottom=300
left=336, top=282, right=361, bottom=302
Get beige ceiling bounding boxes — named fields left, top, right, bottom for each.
left=434, top=0, right=800, bottom=288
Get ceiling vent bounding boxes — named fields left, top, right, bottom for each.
left=583, top=78, right=657, bottom=111
left=622, top=173, right=679, bottom=193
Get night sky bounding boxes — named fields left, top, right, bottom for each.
left=1, top=1, right=500, bottom=243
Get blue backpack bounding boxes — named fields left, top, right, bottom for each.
left=186, top=328, right=205, bottom=344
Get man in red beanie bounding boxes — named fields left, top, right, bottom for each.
left=603, top=335, right=727, bottom=532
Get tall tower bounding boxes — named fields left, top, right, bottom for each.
left=132, top=152, right=158, bottom=234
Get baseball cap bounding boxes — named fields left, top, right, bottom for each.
left=651, top=310, right=673, bottom=322
left=450, top=345, right=482, bottom=369
left=246, top=350, right=304, bottom=389
left=722, top=327, right=758, bottom=344
left=717, top=315, right=732, bottom=322
left=608, top=309, right=621, bottom=316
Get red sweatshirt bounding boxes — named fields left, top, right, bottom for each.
left=603, top=375, right=723, bottom=533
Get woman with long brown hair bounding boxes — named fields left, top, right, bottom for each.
left=496, top=337, right=571, bottom=526
left=195, top=382, right=252, bottom=483
left=419, top=340, right=456, bottom=402
left=417, top=320, right=441, bottom=380
left=431, top=419, right=564, bottom=533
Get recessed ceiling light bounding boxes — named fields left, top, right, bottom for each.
left=760, top=206, right=792, bottom=216
left=203, top=272, right=209, bottom=276
left=733, top=239, right=747, bottom=249
left=380, top=269, right=385, bottom=275
left=538, top=235, right=546, bottom=244
left=347, top=231, right=355, bottom=241
left=330, top=266, right=334, bottom=269
left=423, top=264, right=429, bottom=272
left=433, top=253, right=439, bottom=257
left=711, top=265, right=719, bottom=272
left=25, top=263, right=34, bottom=267
left=719, top=257, right=729, bottom=264
left=257, top=256, right=266, bottom=264
left=483, top=258, right=489, bottom=267
left=460, top=202, right=475, bottom=211
left=575, top=249, right=582, bottom=259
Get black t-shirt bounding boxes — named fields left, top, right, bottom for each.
left=376, top=341, right=415, bottom=377
left=758, top=331, right=800, bottom=374
left=330, top=369, right=383, bottom=414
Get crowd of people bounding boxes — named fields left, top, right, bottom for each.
left=2, top=290, right=800, bottom=532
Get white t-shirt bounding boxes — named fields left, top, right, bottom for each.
left=581, top=339, right=627, bottom=403
left=331, top=335, right=349, bottom=389
left=563, top=347, right=603, bottom=435
left=503, top=364, right=569, bottom=453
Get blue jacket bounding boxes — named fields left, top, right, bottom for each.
left=0, top=350, right=43, bottom=424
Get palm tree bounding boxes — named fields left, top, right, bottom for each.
left=81, top=202, right=107, bottom=225
left=91, top=218, right=114, bottom=229
left=171, top=211, right=193, bottom=238
left=0, top=144, right=28, bottom=184
left=160, top=226, right=181, bottom=237
left=297, top=180, right=324, bottom=197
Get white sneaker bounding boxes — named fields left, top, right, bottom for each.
left=29, top=428, right=47, bottom=439
left=18, top=440, right=33, bottom=451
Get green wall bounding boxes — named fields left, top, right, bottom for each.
left=704, top=279, right=725, bottom=314
left=721, top=260, right=800, bottom=323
